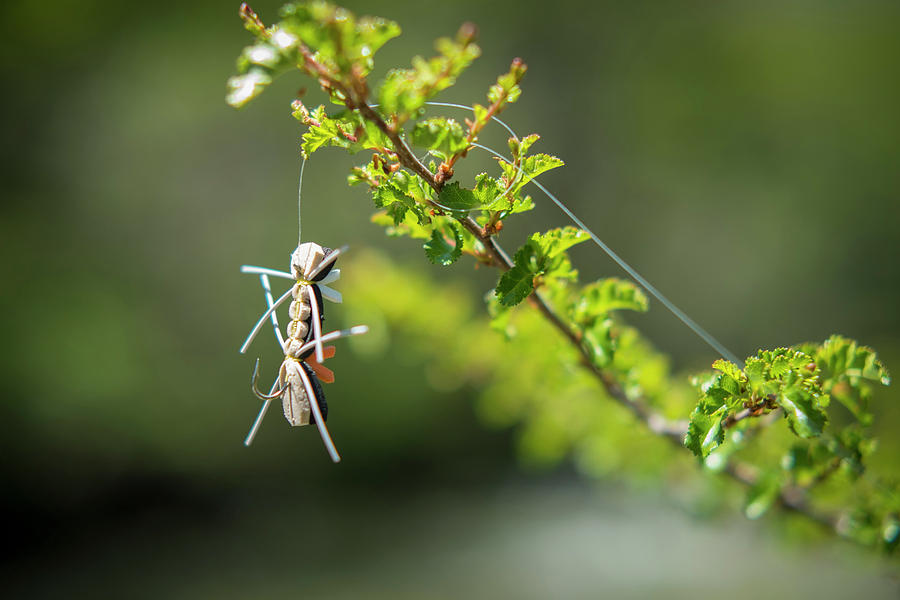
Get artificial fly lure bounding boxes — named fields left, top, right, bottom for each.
left=239, top=156, right=368, bottom=462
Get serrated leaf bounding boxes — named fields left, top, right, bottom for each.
left=279, top=2, right=400, bottom=76
left=295, top=104, right=391, bottom=155
left=509, top=133, right=540, bottom=159
left=376, top=34, right=480, bottom=122
left=778, top=388, right=828, bottom=438
left=530, top=226, right=589, bottom=258
left=744, top=358, right=767, bottom=391
left=509, top=194, right=535, bottom=214
left=815, top=335, right=890, bottom=424
left=495, top=227, right=588, bottom=307
left=495, top=263, right=535, bottom=307
left=712, top=359, right=743, bottom=383
left=411, top=118, right=468, bottom=158
left=228, top=3, right=400, bottom=109
left=501, top=153, right=564, bottom=197
left=582, top=320, right=615, bottom=368
left=531, top=225, right=590, bottom=258
left=468, top=100, right=487, bottom=120
left=473, top=173, right=504, bottom=208
left=436, top=182, right=483, bottom=214
left=486, top=58, right=526, bottom=109
left=478, top=173, right=536, bottom=215
left=571, top=278, right=649, bottom=325
left=545, top=254, right=579, bottom=283
left=385, top=203, right=408, bottom=226
left=424, top=221, right=463, bottom=266
left=770, top=354, right=791, bottom=378
left=684, top=398, right=728, bottom=458
left=371, top=207, right=431, bottom=240
left=373, top=181, right=415, bottom=210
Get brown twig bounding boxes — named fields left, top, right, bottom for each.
left=725, top=461, right=841, bottom=534
left=291, top=34, right=846, bottom=543
left=723, top=395, right=777, bottom=429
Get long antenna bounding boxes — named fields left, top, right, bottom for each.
left=422, top=101, right=742, bottom=366
left=298, top=154, right=307, bottom=245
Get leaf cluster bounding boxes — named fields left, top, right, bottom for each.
left=686, top=337, right=889, bottom=460
left=685, top=337, right=895, bottom=543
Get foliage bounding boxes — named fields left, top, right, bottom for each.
left=228, top=1, right=896, bottom=554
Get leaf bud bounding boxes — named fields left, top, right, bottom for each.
left=457, top=22, right=478, bottom=45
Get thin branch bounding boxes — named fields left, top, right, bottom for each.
left=724, top=461, right=842, bottom=535
left=292, top=40, right=847, bottom=544
left=723, top=395, right=777, bottom=429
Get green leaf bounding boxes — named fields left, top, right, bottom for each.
left=473, top=173, right=505, bottom=208
left=437, top=182, right=483, bottom=214
left=411, top=118, right=468, bottom=158
left=385, top=203, right=408, bottom=226
left=743, top=348, right=817, bottom=399
left=495, top=265, right=535, bottom=307
left=744, top=358, right=767, bottom=393
left=494, top=227, right=589, bottom=308
left=712, top=359, right=744, bottom=385
left=227, top=3, right=401, bottom=109
left=508, top=194, right=536, bottom=214
left=486, top=58, right=527, bottom=109
left=376, top=30, right=480, bottom=122
left=684, top=398, right=728, bottom=458
left=778, top=388, right=828, bottom=438
left=294, top=104, right=392, bottom=155
left=825, top=425, right=876, bottom=477
left=371, top=208, right=431, bottom=240
left=744, top=474, right=782, bottom=520
left=486, top=292, right=516, bottom=339
left=239, top=3, right=266, bottom=37
left=815, top=335, right=890, bottom=424
left=279, top=1, right=401, bottom=76
left=529, top=226, right=589, bottom=258
left=582, top=320, right=615, bottom=368
left=509, top=133, right=540, bottom=159
left=424, top=221, right=463, bottom=266
left=500, top=153, right=564, bottom=196
left=571, top=278, right=649, bottom=325
left=373, top=181, right=415, bottom=210
left=368, top=172, right=433, bottom=236
left=476, top=172, right=536, bottom=216
left=226, top=70, right=273, bottom=108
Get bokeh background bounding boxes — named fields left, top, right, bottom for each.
left=2, top=0, right=899, bottom=597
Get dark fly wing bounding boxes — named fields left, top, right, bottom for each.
left=302, top=361, right=328, bottom=423
left=312, top=284, right=324, bottom=327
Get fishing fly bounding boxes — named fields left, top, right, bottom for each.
left=239, top=155, right=367, bottom=462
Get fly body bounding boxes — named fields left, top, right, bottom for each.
left=238, top=157, right=367, bottom=462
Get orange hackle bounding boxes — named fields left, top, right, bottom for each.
left=305, top=345, right=336, bottom=383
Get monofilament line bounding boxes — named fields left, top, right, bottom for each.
left=297, top=153, right=307, bottom=245
left=422, top=102, right=743, bottom=367
left=472, top=141, right=742, bottom=367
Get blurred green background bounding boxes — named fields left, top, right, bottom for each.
left=2, top=0, right=898, bottom=597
